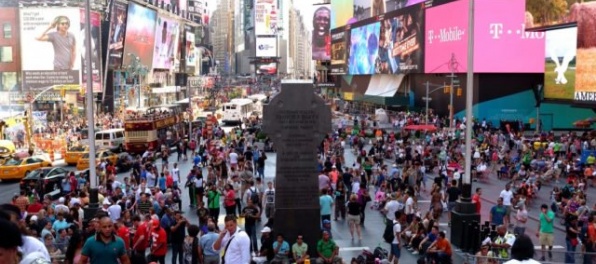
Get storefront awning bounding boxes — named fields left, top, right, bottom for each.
left=363, top=74, right=405, bottom=97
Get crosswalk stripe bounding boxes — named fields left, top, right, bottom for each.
left=339, top=247, right=370, bottom=252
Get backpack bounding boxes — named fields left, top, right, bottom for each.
left=250, top=187, right=260, bottom=205
left=373, top=246, right=388, bottom=260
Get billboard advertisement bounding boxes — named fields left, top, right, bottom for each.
left=424, top=0, right=469, bottom=73
left=185, top=26, right=196, bottom=74
left=19, top=7, right=81, bottom=90
left=378, top=4, right=424, bottom=74
left=256, top=36, right=277, bottom=57
left=256, top=62, right=277, bottom=75
left=80, top=10, right=102, bottom=93
left=349, top=0, right=427, bottom=24
left=107, top=1, right=127, bottom=69
left=254, top=0, right=278, bottom=35
left=544, top=26, right=577, bottom=101
left=330, top=27, right=349, bottom=75
left=153, top=16, right=180, bottom=69
left=312, top=4, right=331, bottom=61
left=473, top=0, right=544, bottom=73
left=122, top=2, right=157, bottom=69
left=348, top=22, right=381, bottom=75
left=331, top=0, right=353, bottom=29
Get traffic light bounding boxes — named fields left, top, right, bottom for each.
left=457, top=88, right=462, bottom=97
left=444, top=85, right=451, bottom=94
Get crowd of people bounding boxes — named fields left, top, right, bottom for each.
left=4, top=103, right=596, bottom=264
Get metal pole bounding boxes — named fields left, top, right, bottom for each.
left=449, top=73, right=454, bottom=130
left=425, top=81, right=429, bottom=124
left=188, top=80, right=192, bottom=140
left=84, top=0, right=98, bottom=212
left=463, top=0, right=475, bottom=198
left=138, top=74, right=141, bottom=108
left=536, top=106, right=540, bottom=133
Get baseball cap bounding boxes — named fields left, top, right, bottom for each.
left=152, top=218, right=160, bottom=229
left=261, top=227, right=272, bottom=233
left=323, top=219, right=331, bottom=224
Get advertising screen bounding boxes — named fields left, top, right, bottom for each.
left=349, top=0, right=426, bottom=25
left=348, top=22, right=381, bottom=75
left=152, top=15, right=180, bottom=70
left=256, top=37, right=277, bottom=57
left=378, top=4, right=424, bottom=74
left=256, top=62, right=277, bottom=75
left=80, top=10, right=102, bottom=93
left=330, top=27, right=349, bottom=75
left=19, top=7, right=81, bottom=90
left=424, top=0, right=469, bottom=73
left=473, top=0, right=544, bottom=73
left=254, top=0, right=278, bottom=35
left=312, top=4, right=331, bottom=61
left=544, top=26, right=577, bottom=101
left=185, top=27, right=196, bottom=74
left=107, top=1, right=127, bottom=69
left=122, top=2, right=157, bottom=69
left=331, top=0, right=353, bottom=29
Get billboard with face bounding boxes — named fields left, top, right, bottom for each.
left=122, top=2, right=157, bottom=69
left=107, top=1, right=128, bottom=69
left=80, top=10, right=102, bottom=93
left=312, top=4, right=331, bottom=61
left=19, top=7, right=81, bottom=90
left=254, top=0, right=278, bottom=35
left=153, top=15, right=180, bottom=70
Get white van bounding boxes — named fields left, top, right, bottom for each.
left=95, top=128, right=125, bottom=152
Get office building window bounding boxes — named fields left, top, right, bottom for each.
left=3, top=23, right=11, bottom=39
left=0, top=46, right=12, bottom=62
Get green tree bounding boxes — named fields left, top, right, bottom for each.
left=527, top=0, right=568, bottom=26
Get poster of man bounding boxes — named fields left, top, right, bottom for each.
left=312, top=5, right=331, bottom=61
left=19, top=8, right=81, bottom=89
left=108, top=1, right=128, bottom=69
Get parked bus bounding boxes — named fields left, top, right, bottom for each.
left=123, top=105, right=184, bottom=154
left=221, top=98, right=254, bottom=125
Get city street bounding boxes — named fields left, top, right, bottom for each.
left=0, top=139, right=580, bottom=263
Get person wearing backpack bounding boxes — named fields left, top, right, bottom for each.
left=246, top=181, right=261, bottom=217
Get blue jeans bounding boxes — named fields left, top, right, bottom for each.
left=171, top=243, right=183, bottom=264
left=566, top=239, right=577, bottom=264
left=245, top=224, right=258, bottom=252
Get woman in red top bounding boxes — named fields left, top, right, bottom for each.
left=150, top=219, right=168, bottom=264
left=223, top=184, right=236, bottom=216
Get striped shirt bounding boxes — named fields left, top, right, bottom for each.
left=137, top=201, right=152, bottom=214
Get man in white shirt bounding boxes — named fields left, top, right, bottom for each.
left=55, top=197, right=69, bottom=215
left=108, top=199, right=122, bottom=222
left=264, top=181, right=276, bottom=218
left=172, top=163, right=181, bottom=187
left=389, top=211, right=405, bottom=264
left=383, top=193, right=399, bottom=222
left=404, top=192, right=415, bottom=223
left=213, top=215, right=251, bottom=264
left=499, top=184, right=514, bottom=227
left=229, top=151, right=239, bottom=170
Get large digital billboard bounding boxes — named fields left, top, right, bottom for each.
left=107, top=1, right=127, bottom=69
left=312, top=4, right=331, bottom=61
left=80, top=10, right=102, bottom=93
left=473, top=0, right=544, bottom=73
left=330, top=27, right=349, bottom=75
left=122, top=2, right=157, bottom=69
left=544, top=26, right=577, bottom=101
left=254, top=0, right=278, bottom=35
left=256, top=62, right=277, bottom=75
left=19, top=7, right=81, bottom=90
left=331, top=0, right=353, bottom=29
left=348, top=22, right=381, bottom=75
left=424, top=0, right=468, bottom=73
left=185, top=25, right=196, bottom=74
left=378, top=4, right=424, bottom=74
left=256, top=36, right=277, bottom=57
left=152, top=15, right=180, bottom=70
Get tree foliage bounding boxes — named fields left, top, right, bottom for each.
left=526, top=0, right=569, bottom=26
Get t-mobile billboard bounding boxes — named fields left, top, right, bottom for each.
left=424, top=0, right=545, bottom=73
left=424, top=0, right=469, bottom=73
left=473, top=0, right=544, bottom=73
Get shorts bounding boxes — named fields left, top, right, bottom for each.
left=347, top=214, right=360, bottom=225
left=391, top=243, right=401, bottom=258
left=539, top=232, right=554, bottom=246
left=447, top=202, right=457, bottom=212
left=505, top=205, right=512, bottom=216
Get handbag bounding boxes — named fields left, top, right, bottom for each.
left=570, top=237, right=579, bottom=247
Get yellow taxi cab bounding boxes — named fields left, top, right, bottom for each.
left=76, top=150, right=118, bottom=171
left=0, top=140, right=16, bottom=164
left=0, top=156, right=52, bottom=180
left=65, top=145, right=89, bottom=166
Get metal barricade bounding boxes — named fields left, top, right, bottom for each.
left=461, top=250, right=596, bottom=264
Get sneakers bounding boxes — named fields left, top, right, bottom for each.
left=412, top=251, right=419, bottom=255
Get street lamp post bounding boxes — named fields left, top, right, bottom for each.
left=124, top=54, right=149, bottom=108
left=423, top=81, right=450, bottom=124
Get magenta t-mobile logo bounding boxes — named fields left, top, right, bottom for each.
left=427, top=27, right=465, bottom=44
left=489, top=23, right=545, bottom=39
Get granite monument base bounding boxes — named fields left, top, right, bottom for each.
left=273, top=208, right=322, bottom=257
left=450, top=200, right=480, bottom=253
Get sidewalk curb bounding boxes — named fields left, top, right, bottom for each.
left=479, top=196, right=565, bottom=232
